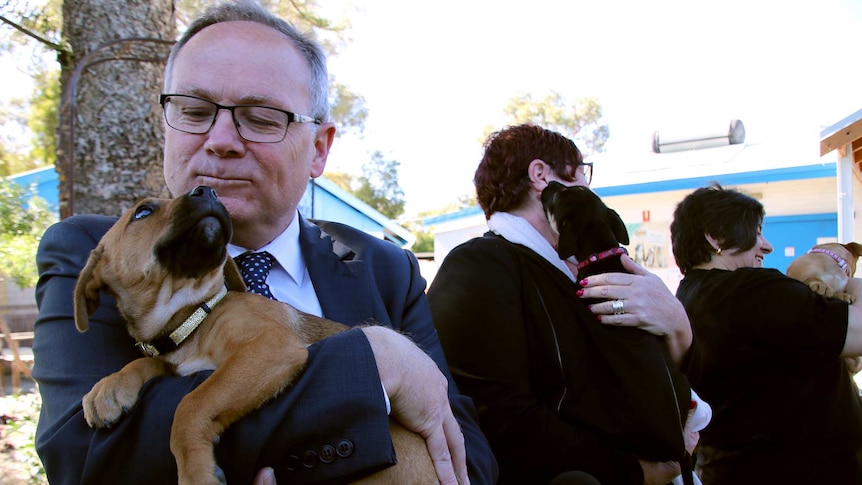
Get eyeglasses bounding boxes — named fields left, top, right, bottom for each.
left=159, top=94, right=321, bottom=143
left=578, top=162, right=593, bottom=184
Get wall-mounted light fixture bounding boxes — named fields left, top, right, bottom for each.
left=652, top=119, right=745, bottom=153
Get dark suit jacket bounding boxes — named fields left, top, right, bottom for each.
left=33, top=214, right=497, bottom=484
left=428, top=234, right=691, bottom=485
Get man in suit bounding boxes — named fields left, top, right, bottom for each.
left=32, top=1, right=496, bottom=483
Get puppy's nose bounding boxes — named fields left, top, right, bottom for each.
left=189, top=186, right=218, bottom=200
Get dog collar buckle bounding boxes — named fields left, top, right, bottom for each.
left=137, top=341, right=161, bottom=357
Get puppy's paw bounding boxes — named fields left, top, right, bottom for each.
left=836, top=292, right=857, bottom=304
left=809, top=281, right=834, bottom=298
left=82, top=374, right=143, bottom=428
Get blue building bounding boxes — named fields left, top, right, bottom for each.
left=426, top=115, right=862, bottom=292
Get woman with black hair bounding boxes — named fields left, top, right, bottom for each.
left=671, top=184, right=862, bottom=484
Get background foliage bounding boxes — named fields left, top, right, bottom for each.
left=0, top=0, right=608, bottom=260
left=0, top=179, right=55, bottom=288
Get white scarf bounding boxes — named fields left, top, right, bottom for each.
left=487, top=212, right=576, bottom=282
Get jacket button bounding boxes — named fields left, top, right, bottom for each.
left=320, top=444, right=336, bottom=463
left=285, top=454, right=300, bottom=471
left=336, top=439, right=354, bottom=458
left=302, top=450, right=319, bottom=468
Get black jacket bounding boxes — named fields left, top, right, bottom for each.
left=678, top=268, right=862, bottom=484
left=429, top=233, right=690, bottom=484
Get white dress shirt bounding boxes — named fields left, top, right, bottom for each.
left=227, top=213, right=324, bottom=317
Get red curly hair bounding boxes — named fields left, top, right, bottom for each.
left=474, top=124, right=584, bottom=219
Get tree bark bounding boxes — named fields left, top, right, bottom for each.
left=57, top=0, right=176, bottom=218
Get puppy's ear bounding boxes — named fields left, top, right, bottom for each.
left=606, top=208, right=630, bottom=246
left=74, top=245, right=105, bottom=332
left=844, top=242, right=862, bottom=260
left=224, top=256, right=247, bottom=292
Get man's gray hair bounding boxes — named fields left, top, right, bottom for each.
left=163, top=0, right=330, bottom=122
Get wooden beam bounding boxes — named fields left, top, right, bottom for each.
left=821, top=108, right=862, bottom=157
left=822, top=118, right=862, bottom=157
left=853, top=137, right=862, bottom=183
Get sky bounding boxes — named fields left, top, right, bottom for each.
left=4, top=0, right=862, bottom=217
left=318, top=0, right=862, bottom=216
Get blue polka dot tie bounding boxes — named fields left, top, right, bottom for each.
left=234, top=251, right=277, bottom=301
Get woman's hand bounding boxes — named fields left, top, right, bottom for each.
left=254, top=467, right=276, bottom=485
left=683, top=407, right=701, bottom=455
left=578, top=255, right=693, bottom=364
left=639, top=459, right=681, bottom=485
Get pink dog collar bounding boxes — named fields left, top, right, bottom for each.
left=807, top=248, right=851, bottom=277
left=577, top=247, right=628, bottom=270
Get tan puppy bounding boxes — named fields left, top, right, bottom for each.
left=787, top=241, right=862, bottom=374
left=74, top=186, right=435, bottom=485
left=786, top=242, right=862, bottom=303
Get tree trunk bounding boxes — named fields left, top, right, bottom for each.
left=57, top=0, right=176, bottom=218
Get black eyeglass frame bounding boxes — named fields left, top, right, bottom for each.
left=159, top=93, right=322, bottom=143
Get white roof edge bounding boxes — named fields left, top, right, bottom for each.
left=314, top=177, right=416, bottom=247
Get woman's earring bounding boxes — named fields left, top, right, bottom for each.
left=716, top=247, right=722, bottom=255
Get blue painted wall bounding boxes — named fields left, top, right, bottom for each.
left=593, top=163, right=836, bottom=198
left=763, top=213, right=838, bottom=272
left=6, top=167, right=60, bottom=214
left=299, top=180, right=384, bottom=237
left=591, top=163, right=841, bottom=274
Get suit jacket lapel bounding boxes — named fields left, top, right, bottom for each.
left=299, top=216, right=372, bottom=325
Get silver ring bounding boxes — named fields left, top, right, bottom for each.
left=612, top=299, right=625, bottom=315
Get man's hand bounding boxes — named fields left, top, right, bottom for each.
left=362, top=326, right=469, bottom=485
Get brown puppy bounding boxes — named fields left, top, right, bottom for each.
left=787, top=241, right=862, bottom=374
left=74, top=185, right=435, bottom=485
left=786, top=242, right=862, bottom=304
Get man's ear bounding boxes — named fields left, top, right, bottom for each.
left=310, top=122, right=337, bottom=178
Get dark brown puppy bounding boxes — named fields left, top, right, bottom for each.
left=74, top=185, right=435, bottom=485
left=540, top=181, right=693, bottom=484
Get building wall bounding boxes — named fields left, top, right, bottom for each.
left=429, top=160, right=862, bottom=292
left=299, top=181, right=385, bottom=240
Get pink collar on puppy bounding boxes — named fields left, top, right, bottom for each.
left=808, top=248, right=851, bottom=276
left=577, top=247, right=628, bottom=270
